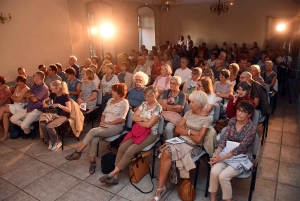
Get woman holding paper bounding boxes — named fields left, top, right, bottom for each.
left=152, top=91, right=212, bottom=201
left=209, top=100, right=256, bottom=201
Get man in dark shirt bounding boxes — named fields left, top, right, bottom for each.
left=10, top=71, right=49, bottom=136
left=69, top=55, right=80, bottom=79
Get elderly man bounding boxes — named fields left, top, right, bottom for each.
left=80, top=58, right=92, bottom=79
left=69, top=55, right=80, bottom=79
left=219, top=51, right=229, bottom=68
left=55, top=63, right=67, bottom=82
left=44, top=64, right=62, bottom=88
left=239, top=71, right=270, bottom=116
left=38, top=64, right=47, bottom=78
left=10, top=71, right=49, bottom=138
left=133, top=54, right=151, bottom=76
left=174, top=57, right=192, bottom=84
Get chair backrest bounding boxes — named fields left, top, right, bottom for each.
left=125, top=109, right=134, bottom=130
left=273, top=79, right=278, bottom=92
left=183, top=102, right=190, bottom=115
left=96, top=89, right=102, bottom=105
left=157, top=117, right=165, bottom=135
left=253, top=133, right=259, bottom=158
left=251, top=110, right=259, bottom=127
left=264, top=84, right=270, bottom=104
left=213, top=103, right=220, bottom=123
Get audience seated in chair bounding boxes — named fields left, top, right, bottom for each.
left=133, top=54, right=151, bottom=76
left=153, top=64, right=172, bottom=101
left=100, top=63, right=119, bottom=113
left=17, top=67, right=34, bottom=88
left=44, top=64, right=62, bottom=88
left=127, top=71, right=148, bottom=112
left=212, top=59, right=224, bottom=82
left=0, top=76, right=12, bottom=108
left=117, top=62, right=134, bottom=91
left=228, top=63, right=240, bottom=89
left=65, top=83, right=129, bottom=175
left=115, top=54, right=127, bottom=75
left=10, top=71, right=49, bottom=138
left=262, top=60, right=277, bottom=90
left=183, top=67, right=202, bottom=100
left=209, top=101, right=256, bottom=201
left=99, top=85, right=162, bottom=185
left=153, top=91, right=214, bottom=201
left=78, top=68, right=97, bottom=110
left=226, top=81, right=255, bottom=118
left=150, top=55, right=163, bottom=83
left=198, top=77, right=216, bottom=120
left=69, top=55, right=80, bottom=79
left=65, top=67, right=81, bottom=101
left=55, top=63, right=68, bottom=82
left=40, top=80, right=71, bottom=151
left=174, top=57, right=192, bottom=85
left=250, top=65, right=265, bottom=86
left=0, top=75, right=28, bottom=141
left=161, top=76, right=186, bottom=140
left=214, top=69, right=234, bottom=101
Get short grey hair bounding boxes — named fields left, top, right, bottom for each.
left=171, top=76, right=182, bottom=85
left=265, top=60, right=273, bottom=65
left=251, top=65, right=261, bottom=74
left=189, top=91, right=208, bottom=108
left=161, top=64, right=172, bottom=75
left=133, top=71, right=149, bottom=86
left=70, top=55, right=77, bottom=61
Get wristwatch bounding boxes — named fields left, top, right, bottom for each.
left=58, top=105, right=62, bottom=109
left=188, top=129, right=191, bottom=135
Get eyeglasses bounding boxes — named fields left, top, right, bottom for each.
left=237, top=108, right=248, bottom=115
left=135, top=79, right=143, bottom=82
left=192, top=72, right=199, bottom=75
left=170, top=82, right=177, bottom=85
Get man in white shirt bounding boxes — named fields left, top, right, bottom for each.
left=207, top=53, right=217, bottom=68
left=133, top=54, right=151, bottom=76
left=174, top=57, right=192, bottom=84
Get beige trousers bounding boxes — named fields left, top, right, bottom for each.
left=209, top=162, right=240, bottom=200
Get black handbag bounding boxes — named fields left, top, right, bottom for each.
left=101, top=152, right=116, bottom=174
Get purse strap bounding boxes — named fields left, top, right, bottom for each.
left=129, top=155, right=155, bottom=194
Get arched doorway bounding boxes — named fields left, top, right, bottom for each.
left=137, top=6, right=156, bottom=51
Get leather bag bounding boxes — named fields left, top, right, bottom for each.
left=178, top=179, right=196, bottom=201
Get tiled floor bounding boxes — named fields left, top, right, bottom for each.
left=0, top=94, right=299, bottom=201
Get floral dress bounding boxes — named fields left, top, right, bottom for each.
left=138, top=102, right=162, bottom=135
left=103, top=99, right=129, bottom=126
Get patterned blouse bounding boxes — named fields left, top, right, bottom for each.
left=138, top=102, right=162, bottom=135
left=219, top=118, right=256, bottom=160
left=162, top=89, right=185, bottom=108
left=101, top=74, right=119, bottom=94
left=81, top=81, right=97, bottom=109
left=103, top=98, right=129, bottom=126
left=0, top=85, right=12, bottom=106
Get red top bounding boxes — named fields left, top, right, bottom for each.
left=226, top=96, right=255, bottom=118
left=151, top=62, right=162, bottom=76
left=121, top=123, right=151, bottom=145
left=115, top=64, right=122, bottom=74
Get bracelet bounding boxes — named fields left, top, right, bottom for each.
left=188, top=129, right=191, bottom=135
left=59, top=105, right=62, bottom=109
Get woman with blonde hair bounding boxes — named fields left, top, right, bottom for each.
left=100, top=63, right=119, bottom=113
left=40, top=80, right=71, bottom=150
left=198, top=77, right=216, bottom=120
left=250, top=65, right=264, bottom=85
left=78, top=68, right=97, bottom=110
left=228, top=63, right=240, bottom=88
left=153, top=64, right=172, bottom=99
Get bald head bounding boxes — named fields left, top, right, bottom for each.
left=240, top=72, right=252, bottom=82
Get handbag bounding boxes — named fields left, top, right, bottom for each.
left=101, top=152, right=116, bottom=174
left=178, top=179, right=196, bottom=201
left=45, top=107, right=58, bottom=114
left=129, top=155, right=154, bottom=194
left=214, top=118, right=229, bottom=133
left=162, top=110, right=183, bottom=125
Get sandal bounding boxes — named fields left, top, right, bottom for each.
left=89, top=162, right=97, bottom=174
left=152, top=186, right=167, bottom=201
left=65, top=151, right=82, bottom=161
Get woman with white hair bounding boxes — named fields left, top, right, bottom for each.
left=161, top=76, right=186, bottom=140
left=153, top=64, right=172, bottom=99
left=152, top=91, right=212, bottom=201
left=127, top=71, right=148, bottom=112
left=250, top=65, right=264, bottom=85
left=262, top=61, right=277, bottom=89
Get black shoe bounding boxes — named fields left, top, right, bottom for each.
left=24, top=133, right=31, bottom=139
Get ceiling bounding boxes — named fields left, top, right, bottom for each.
left=125, top=0, right=233, bottom=4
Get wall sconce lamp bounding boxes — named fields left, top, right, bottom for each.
left=0, top=13, right=12, bottom=24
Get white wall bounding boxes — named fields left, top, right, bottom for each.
left=0, top=0, right=73, bottom=81
left=138, top=7, right=156, bottom=50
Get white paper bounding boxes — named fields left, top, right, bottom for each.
left=166, top=137, right=185, bottom=144
left=80, top=103, right=87, bottom=111
left=225, top=140, right=240, bottom=151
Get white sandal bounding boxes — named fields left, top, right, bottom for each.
left=152, top=186, right=167, bottom=201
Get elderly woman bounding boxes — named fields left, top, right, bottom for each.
left=65, top=67, right=81, bottom=101
left=151, top=55, right=163, bottom=82
left=97, top=60, right=109, bottom=80
left=115, top=54, right=127, bottom=74
left=161, top=76, right=186, bottom=140
left=228, top=63, right=240, bottom=88
left=100, top=63, right=119, bottom=113
left=214, top=69, right=234, bottom=100
left=212, top=59, right=224, bottom=81
left=199, top=60, right=215, bottom=82
left=99, top=85, right=162, bottom=185
left=78, top=68, right=97, bottom=110
left=198, top=77, right=216, bottom=120
left=127, top=71, right=148, bottom=112
left=152, top=91, right=212, bottom=201
left=209, top=101, right=256, bottom=201
left=0, top=76, right=12, bottom=108
left=226, top=81, right=255, bottom=118
left=0, top=76, right=28, bottom=141
left=262, top=61, right=277, bottom=89
left=91, top=56, right=99, bottom=69
left=40, top=80, right=71, bottom=150
left=66, top=83, right=129, bottom=174
left=183, top=67, right=202, bottom=100
left=118, top=62, right=134, bottom=91
left=161, top=53, right=172, bottom=68
left=153, top=64, right=172, bottom=100
left=250, top=65, right=264, bottom=85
